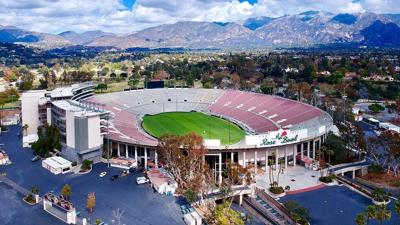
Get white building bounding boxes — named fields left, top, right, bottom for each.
left=20, top=90, right=47, bottom=146
left=42, top=156, right=72, bottom=175
left=20, top=82, right=104, bottom=161
left=51, top=100, right=105, bottom=162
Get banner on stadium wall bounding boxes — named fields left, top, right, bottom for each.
left=204, top=139, right=221, bottom=147
left=245, top=129, right=307, bottom=147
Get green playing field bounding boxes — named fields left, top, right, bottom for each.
left=142, top=112, right=246, bottom=145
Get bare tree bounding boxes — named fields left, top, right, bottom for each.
left=112, top=208, right=124, bottom=225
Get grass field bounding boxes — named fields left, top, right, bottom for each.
left=142, top=112, right=246, bottom=145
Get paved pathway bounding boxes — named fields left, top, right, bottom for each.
left=0, top=175, right=30, bottom=196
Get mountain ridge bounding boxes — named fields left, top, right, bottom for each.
left=1, top=11, right=400, bottom=49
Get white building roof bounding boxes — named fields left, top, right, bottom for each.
left=50, top=82, right=93, bottom=99
left=43, top=156, right=72, bottom=169
left=52, top=100, right=103, bottom=118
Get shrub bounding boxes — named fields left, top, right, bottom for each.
left=368, top=164, right=384, bottom=174
left=372, top=188, right=389, bottom=202
left=368, top=103, right=385, bottom=113
left=71, top=161, right=77, bottom=167
left=81, top=159, right=93, bottom=171
left=391, top=180, right=400, bottom=187
left=24, top=194, right=35, bottom=204
left=284, top=200, right=311, bottom=225
left=184, top=189, right=197, bottom=203
left=319, top=176, right=333, bottom=183
left=319, top=174, right=336, bottom=183
left=269, top=186, right=285, bottom=194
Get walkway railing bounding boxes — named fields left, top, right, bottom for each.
left=336, top=175, right=373, bottom=198
left=255, top=189, right=296, bottom=225
left=242, top=196, right=278, bottom=225
left=0, top=176, right=30, bottom=196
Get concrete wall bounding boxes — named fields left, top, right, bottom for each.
left=20, top=90, right=46, bottom=136
left=66, top=111, right=75, bottom=148
left=87, top=116, right=101, bottom=149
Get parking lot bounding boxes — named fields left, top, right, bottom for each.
left=280, top=185, right=399, bottom=225
left=0, top=126, right=185, bottom=225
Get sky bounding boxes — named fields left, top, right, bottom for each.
left=0, top=0, right=399, bottom=34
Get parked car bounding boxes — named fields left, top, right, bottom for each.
left=136, top=177, right=149, bottom=185
left=31, top=155, right=40, bottom=162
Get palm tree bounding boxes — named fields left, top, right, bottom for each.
left=365, top=205, right=377, bottom=225
left=325, top=148, right=334, bottom=166
left=355, top=213, right=366, bottom=225
left=22, top=124, right=29, bottom=136
left=394, top=199, right=400, bottom=224
left=61, top=184, right=72, bottom=200
left=31, top=186, right=40, bottom=195
left=375, top=204, right=391, bottom=225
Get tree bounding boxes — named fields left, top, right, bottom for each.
left=81, top=160, right=93, bottom=171
left=395, top=199, right=400, bottom=224
left=128, top=78, right=139, bottom=90
left=368, top=103, right=385, bottom=114
left=324, top=132, right=347, bottom=163
left=375, top=204, right=391, bottom=225
left=157, top=133, right=212, bottom=200
left=268, top=156, right=285, bottom=194
left=365, top=205, right=377, bottom=225
left=355, top=213, right=366, bottom=225
left=31, top=123, right=61, bottom=157
left=31, top=186, right=40, bottom=195
left=19, top=72, right=35, bottom=90
left=213, top=201, right=245, bottom=225
left=327, top=71, right=344, bottom=84
left=260, top=77, right=276, bottom=94
left=368, top=131, right=400, bottom=176
left=95, top=83, right=108, bottom=93
left=317, top=146, right=328, bottom=177
left=284, top=200, right=311, bottom=225
left=86, top=192, right=96, bottom=213
left=61, top=184, right=72, bottom=200
left=22, top=124, right=29, bottom=136
left=112, top=208, right=124, bottom=225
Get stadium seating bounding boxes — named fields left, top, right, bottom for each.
left=89, top=88, right=330, bottom=145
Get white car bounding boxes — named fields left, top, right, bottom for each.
left=99, top=172, right=107, bottom=177
left=136, top=177, right=149, bottom=185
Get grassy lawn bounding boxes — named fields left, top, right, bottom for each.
left=2, top=101, right=19, bottom=108
left=142, top=112, right=246, bottom=145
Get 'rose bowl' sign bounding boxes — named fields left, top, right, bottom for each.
left=245, top=129, right=307, bottom=147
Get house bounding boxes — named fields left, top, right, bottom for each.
left=363, top=75, right=394, bottom=82
left=317, top=71, right=331, bottom=77
left=344, top=72, right=358, bottom=80
left=284, top=67, right=299, bottom=73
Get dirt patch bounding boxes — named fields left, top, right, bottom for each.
left=360, top=172, right=400, bottom=187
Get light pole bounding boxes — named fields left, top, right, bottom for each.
left=342, top=95, right=347, bottom=123
left=106, top=115, right=110, bottom=168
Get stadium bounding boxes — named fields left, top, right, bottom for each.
left=85, top=88, right=333, bottom=182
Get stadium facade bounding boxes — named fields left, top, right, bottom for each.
left=21, top=85, right=333, bottom=181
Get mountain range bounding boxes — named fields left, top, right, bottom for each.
left=1, top=11, right=400, bottom=50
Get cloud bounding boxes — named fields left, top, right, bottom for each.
left=0, top=0, right=398, bottom=34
